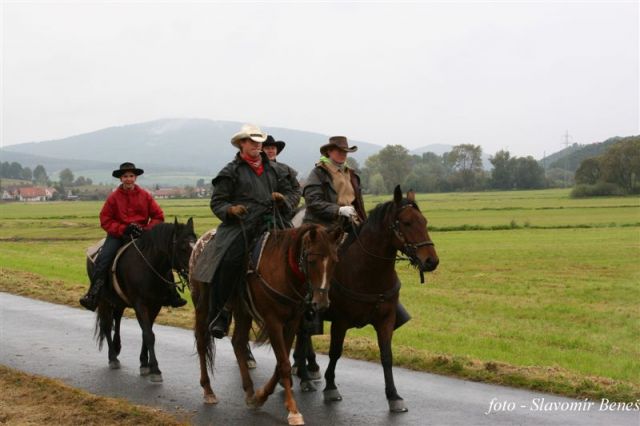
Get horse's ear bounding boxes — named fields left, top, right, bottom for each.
left=407, top=189, right=416, bottom=203
left=174, top=217, right=178, bottom=226
left=309, top=225, right=317, bottom=240
left=187, top=217, right=194, bottom=230
left=393, top=185, right=403, bottom=205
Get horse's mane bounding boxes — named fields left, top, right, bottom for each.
left=136, top=222, right=176, bottom=253
left=340, top=198, right=419, bottom=249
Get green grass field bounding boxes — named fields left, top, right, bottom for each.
left=1, top=188, right=639, bottom=400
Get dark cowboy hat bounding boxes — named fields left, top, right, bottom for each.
left=263, top=135, right=286, bottom=155
left=320, top=136, right=358, bottom=157
left=112, top=162, right=144, bottom=178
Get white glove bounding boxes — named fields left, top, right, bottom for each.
left=338, top=206, right=357, bottom=218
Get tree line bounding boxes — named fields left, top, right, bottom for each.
left=0, top=162, right=93, bottom=187
left=355, top=144, right=546, bottom=194
left=572, top=136, right=639, bottom=197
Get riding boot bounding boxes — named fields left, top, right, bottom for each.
left=166, top=285, right=187, bottom=308
left=79, top=277, right=105, bottom=312
left=209, top=308, right=231, bottom=339
left=394, top=301, right=412, bottom=330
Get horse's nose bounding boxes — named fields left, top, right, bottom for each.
left=423, top=257, right=439, bottom=272
left=313, top=299, right=330, bottom=312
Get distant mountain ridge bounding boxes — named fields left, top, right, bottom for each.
left=3, top=119, right=382, bottom=182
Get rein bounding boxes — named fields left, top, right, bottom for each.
left=129, top=231, right=189, bottom=292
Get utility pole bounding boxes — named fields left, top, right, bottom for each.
left=562, top=130, right=572, bottom=188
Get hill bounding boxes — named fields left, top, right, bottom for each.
left=540, top=137, right=626, bottom=172
left=3, top=119, right=382, bottom=183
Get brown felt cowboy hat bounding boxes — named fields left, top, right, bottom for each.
left=112, top=162, right=144, bottom=178
left=320, top=136, right=358, bottom=156
left=230, top=124, right=268, bottom=149
left=263, top=135, right=286, bottom=154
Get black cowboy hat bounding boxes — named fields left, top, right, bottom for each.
left=263, top=135, right=286, bottom=154
left=320, top=136, right=358, bottom=157
left=112, top=162, right=144, bottom=178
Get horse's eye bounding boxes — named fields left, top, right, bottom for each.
left=402, top=221, right=412, bottom=227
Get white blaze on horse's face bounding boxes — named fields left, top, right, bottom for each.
left=320, top=257, right=329, bottom=291
left=189, top=241, right=196, bottom=250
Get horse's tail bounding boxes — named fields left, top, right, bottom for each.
left=94, top=302, right=113, bottom=351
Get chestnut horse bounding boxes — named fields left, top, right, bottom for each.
left=294, top=186, right=439, bottom=412
left=190, top=224, right=343, bottom=425
left=91, top=218, right=196, bottom=382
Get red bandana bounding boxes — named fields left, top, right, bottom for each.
left=241, top=153, right=264, bottom=176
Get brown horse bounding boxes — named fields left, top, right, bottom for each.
left=190, top=224, right=343, bottom=425
left=295, top=186, right=439, bottom=412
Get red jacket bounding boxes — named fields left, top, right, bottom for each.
left=100, top=184, right=164, bottom=238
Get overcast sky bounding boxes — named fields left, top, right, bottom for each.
left=2, top=1, right=638, bottom=159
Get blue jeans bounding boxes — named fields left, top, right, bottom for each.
left=92, top=235, right=123, bottom=283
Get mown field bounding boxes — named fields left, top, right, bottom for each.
left=1, top=188, right=639, bottom=401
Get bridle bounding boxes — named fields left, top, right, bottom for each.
left=390, top=204, right=435, bottom=260
left=351, top=202, right=435, bottom=283
left=129, top=228, right=194, bottom=292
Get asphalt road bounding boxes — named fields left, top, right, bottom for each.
left=1, top=292, right=638, bottom=426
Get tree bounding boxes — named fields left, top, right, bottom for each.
left=59, top=168, right=75, bottom=186
left=74, top=176, right=87, bottom=186
left=446, top=144, right=484, bottom=190
left=369, top=173, right=387, bottom=195
left=513, top=156, right=545, bottom=189
left=575, top=158, right=601, bottom=185
left=376, top=145, right=412, bottom=190
left=33, top=165, right=48, bottom=185
left=599, top=138, right=640, bottom=193
left=490, top=150, right=514, bottom=189
left=196, top=178, right=206, bottom=188
left=21, top=167, right=33, bottom=181
left=8, top=162, right=23, bottom=179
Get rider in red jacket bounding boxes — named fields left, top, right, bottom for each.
left=79, top=162, right=187, bottom=311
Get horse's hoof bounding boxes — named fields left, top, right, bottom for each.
left=300, top=381, right=316, bottom=392
left=139, top=367, right=151, bottom=376
left=388, top=399, right=408, bottom=413
left=287, top=412, right=305, bottom=426
left=307, top=370, right=322, bottom=381
left=149, top=373, right=163, bottom=383
left=108, top=360, right=121, bottom=370
left=323, top=389, right=342, bottom=402
left=247, top=359, right=257, bottom=370
left=204, top=393, right=218, bottom=404
left=245, top=394, right=260, bottom=409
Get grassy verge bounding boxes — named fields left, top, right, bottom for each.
left=0, top=364, right=187, bottom=425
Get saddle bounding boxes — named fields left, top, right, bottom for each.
left=86, top=238, right=136, bottom=306
left=189, top=228, right=271, bottom=284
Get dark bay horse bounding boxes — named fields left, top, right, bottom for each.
left=294, top=186, right=439, bottom=412
left=190, top=224, right=343, bottom=425
left=90, top=218, right=196, bottom=382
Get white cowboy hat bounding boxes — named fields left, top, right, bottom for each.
left=230, top=124, right=268, bottom=148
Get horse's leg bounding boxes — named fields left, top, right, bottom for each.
left=376, top=318, right=407, bottom=413
left=194, top=284, right=217, bottom=404
left=256, top=321, right=304, bottom=426
left=231, top=311, right=256, bottom=407
left=305, top=333, right=322, bottom=380
left=323, top=320, right=347, bottom=402
left=113, top=307, right=124, bottom=357
left=134, top=302, right=162, bottom=382
left=99, top=304, right=119, bottom=369
left=294, top=327, right=316, bottom=392
left=246, top=341, right=257, bottom=369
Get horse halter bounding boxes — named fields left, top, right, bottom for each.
left=298, top=245, right=331, bottom=298
left=390, top=203, right=435, bottom=261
